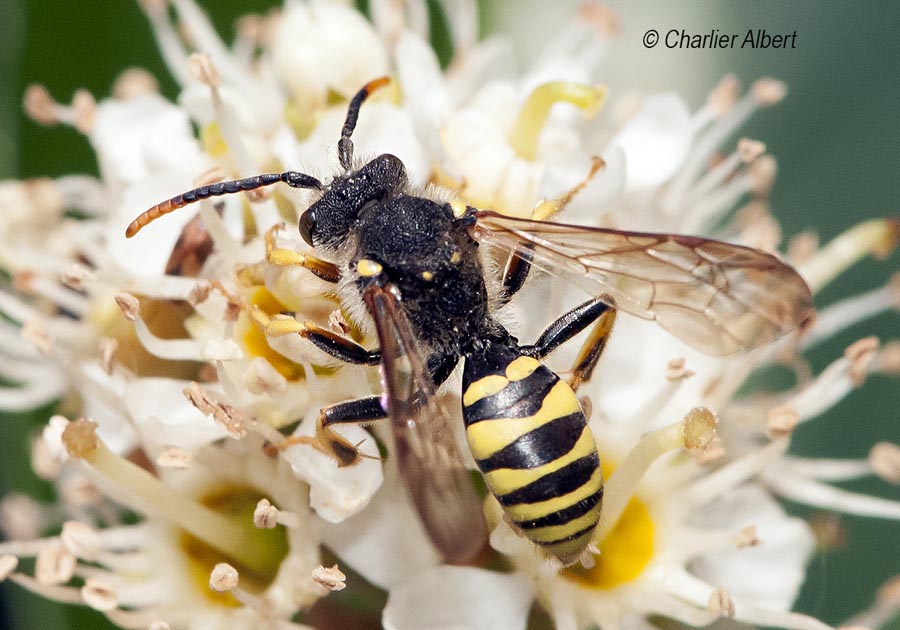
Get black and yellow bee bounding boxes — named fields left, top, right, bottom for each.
left=127, top=77, right=814, bottom=565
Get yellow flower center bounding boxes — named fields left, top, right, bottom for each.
left=238, top=287, right=307, bottom=381
left=181, top=486, right=289, bottom=607
left=563, top=462, right=655, bottom=590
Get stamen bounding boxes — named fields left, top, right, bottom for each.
left=35, top=541, right=76, bottom=585
left=140, top=0, right=191, bottom=86
left=61, top=419, right=267, bottom=572
left=870, top=443, right=900, bottom=484
left=183, top=382, right=249, bottom=439
left=23, top=84, right=61, bottom=126
left=312, top=564, right=347, bottom=592
left=597, top=408, right=717, bottom=540
left=707, top=587, right=736, bottom=617
left=209, top=562, right=239, bottom=592
left=0, top=555, right=18, bottom=580
left=133, top=313, right=207, bottom=361
left=509, top=82, right=607, bottom=160
left=112, top=68, right=160, bottom=100
left=61, top=521, right=101, bottom=561
left=804, top=279, right=900, bottom=348
left=686, top=138, right=765, bottom=204
left=254, top=498, right=299, bottom=529
left=156, top=447, right=193, bottom=468
left=800, top=218, right=900, bottom=293
left=763, top=468, right=900, bottom=519
left=81, top=577, right=118, bottom=611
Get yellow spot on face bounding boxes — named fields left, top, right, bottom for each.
left=449, top=200, right=468, bottom=218
left=421, top=271, right=434, bottom=281
left=462, top=374, right=509, bottom=406
left=450, top=251, right=462, bottom=264
left=564, top=462, right=655, bottom=590
left=181, top=486, right=288, bottom=607
left=357, top=259, right=383, bottom=277
left=505, top=356, right=540, bottom=381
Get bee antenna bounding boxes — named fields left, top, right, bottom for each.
left=125, top=171, right=323, bottom=238
left=337, top=76, right=391, bottom=171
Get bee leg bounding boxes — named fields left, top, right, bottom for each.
left=265, top=224, right=341, bottom=283
left=498, top=245, right=535, bottom=307
left=521, top=295, right=617, bottom=390
left=316, top=396, right=388, bottom=466
left=314, top=352, right=456, bottom=466
left=263, top=315, right=381, bottom=365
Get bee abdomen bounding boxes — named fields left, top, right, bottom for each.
left=462, top=348, right=603, bottom=565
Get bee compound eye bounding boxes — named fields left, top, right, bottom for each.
left=298, top=209, right=316, bottom=246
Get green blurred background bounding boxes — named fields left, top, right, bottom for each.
left=0, top=1, right=897, bottom=628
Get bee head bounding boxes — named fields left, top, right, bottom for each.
left=298, top=153, right=408, bottom=250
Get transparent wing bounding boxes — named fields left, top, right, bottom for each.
left=362, top=284, right=487, bottom=563
left=473, top=210, right=815, bottom=355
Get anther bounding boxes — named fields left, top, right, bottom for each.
left=869, top=442, right=900, bottom=484
left=209, top=563, right=239, bottom=592
left=737, top=138, right=766, bottom=163
left=112, top=68, right=160, bottom=99
left=61, top=521, right=101, bottom=560
left=114, top=293, right=140, bottom=322
left=23, top=84, right=59, bottom=125
left=0, top=555, right=18, bottom=581
left=766, top=405, right=800, bottom=437
left=666, top=357, right=695, bottom=381
left=312, top=564, right=347, bottom=591
left=156, top=447, right=193, bottom=468
left=183, top=382, right=248, bottom=439
left=751, top=78, right=787, bottom=107
left=707, top=74, right=740, bottom=116
left=733, top=525, right=761, bottom=548
left=61, top=264, right=95, bottom=291
left=71, top=89, right=97, bottom=134
left=749, top=155, right=777, bottom=197
left=62, top=418, right=100, bottom=460
left=682, top=407, right=718, bottom=450
left=708, top=587, right=736, bottom=617
left=81, top=578, right=118, bottom=612
left=845, top=336, right=879, bottom=386
left=187, top=52, right=221, bottom=88
left=35, top=541, right=76, bottom=585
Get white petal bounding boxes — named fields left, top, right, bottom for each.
left=383, top=566, right=533, bottom=630
left=608, top=93, right=692, bottom=191
left=125, top=378, right=228, bottom=450
left=273, top=3, right=388, bottom=111
left=283, top=415, right=382, bottom=523
left=688, top=483, right=814, bottom=611
left=90, top=94, right=205, bottom=186
left=322, top=466, right=439, bottom=590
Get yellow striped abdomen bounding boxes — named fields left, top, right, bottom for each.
left=462, top=342, right=603, bottom=565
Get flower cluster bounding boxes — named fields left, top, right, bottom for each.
left=1, top=1, right=898, bottom=630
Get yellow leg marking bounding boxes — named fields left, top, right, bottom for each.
left=503, top=467, right=603, bottom=524
left=466, top=381, right=581, bottom=459
left=568, top=307, right=616, bottom=391
left=483, top=427, right=597, bottom=496
left=462, top=374, right=510, bottom=406
left=531, top=156, right=606, bottom=222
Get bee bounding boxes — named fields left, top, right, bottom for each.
left=127, top=77, right=814, bottom=565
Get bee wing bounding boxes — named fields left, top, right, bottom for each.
left=362, top=283, right=487, bottom=563
left=473, top=210, right=815, bottom=355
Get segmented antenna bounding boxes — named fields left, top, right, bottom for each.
left=338, top=76, right=391, bottom=171
left=125, top=171, right=323, bottom=238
